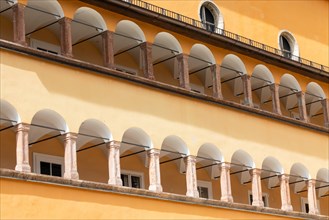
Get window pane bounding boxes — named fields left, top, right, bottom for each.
left=121, top=174, right=129, bottom=187
left=131, top=176, right=141, bottom=188
left=51, top=163, right=62, bottom=177
left=197, top=186, right=209, bottom=199
left=40, top=161, right=51, bottom=175
left=305, top=203, right=309, bottom=213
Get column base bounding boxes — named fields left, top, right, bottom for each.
left=220, top=195, right=233, bottom=203
left=252, top=200, right=264, bottom=207
left=242, top=100, right=254, bottom=107
left=149, top=184, right=163, bottom=192
left=15, top=164, right=31, bottom=173
left=64, top=171, right=79, bottom=180
left=186, top=190, right=199, bottom=198
left=108, top=178, right=123, bottom=186
left=281, top=204, right=293, bottom=212
left=309, top=209, right=320, bottom=215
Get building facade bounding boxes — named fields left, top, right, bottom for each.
left=1, top=0, right=328, bottom=219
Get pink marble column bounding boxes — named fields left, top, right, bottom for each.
left=241, top=74, right=253, bottom=107
left=102, top=30, right=114, bottom=68
left=250, top=169, right=264, bottom=207
left=147, top=149, right=162, bottom=192
left=269, top=83, right=282, bottom=115
left=307, top=179, right=319, bottom=214
left=296, top=91, right=308, bottom=122
left=176, top=53, right=191, bottom=90
left=220, top=162, right=233, bottom=202
left=12, top=4, right=26, bottom=45
left=107, top=141, right=122, bottom=186
left=210, top=64, right=223, bottom=100
left=321, top=99, right=329, bottom=128
left=15, top=123, right=31, bottom=172
left=59, top=17, right=73, bottom=58
left=63, top=132, right=79, bottom=180
left=185, top=155, right=199, bottom=197
left=140, top=42, right=155, bottom=80
left=279, top=174, right=293, bottom=211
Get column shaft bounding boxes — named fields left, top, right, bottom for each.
left=185, top=156, right=199, bottom=197
left=220, top=163, right=233, bottom=202
left=210, top=64, right=223, bottom=99
left=102, top=31, right=114, bottom=68
left=15, top=123, right=31, bottom=172
left=250, top=169, right=264, bottom=207
left=241, top=74, right=253, bottom=107
left=177, top=53, right=190, bottom=90
left=107, top=141, right=122, bottom=186
left=296, top=91, right=308, bottom=122
left=147, top=149, right=162, bottom=192
left=12, top=4, right=26, bottom=45
left=279, top=175, right=293, bottom=211
left=269, top=83, right=282, bottom=115
left=307, top=180, right=319, bottom=214
left=321, top=99, right=329, bottom=128
left=59, top=17, right=73, bottom=57
left=63, top=132, right=79, bottom=179
left=140, top=42, right=155, bottom=80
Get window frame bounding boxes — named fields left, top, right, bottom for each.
left=301, top=197, right=320, bottom=214
left=121, top=170, right=145, bottom=189
left=248, top=190, right=269, bottom=207
left=198, top=0, right=224, bottom=32
left=33, top=152, right=64, bottom=177
left=278, top=30, right=299, bottom=61
left=197, top=180, right=213, bottom=199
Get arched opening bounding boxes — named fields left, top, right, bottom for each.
left=196, top=143, right=222, bottom=199
left=120, top=127, right=152, bottom=189
left=160, top=135, right=189, bottom=195
left=25, top=0, right=64, bottom=54
left=199, top=1, right=224, bottom=32
left=230, top=150, right=255, bottom=205
left=278, top=30, right=299, bottom=61
left=152, top=32, right=182, bottom=86
left=113, top=20, right=146, bottom=77
left=72, top=7, right=107, bottom=65
left=76, top=119, right=112, bottom=183
left=279, top=74, right=302, bottom=119
left=29, top=109, right=68, bottom=177
left=188, top=44, right=216, bottom=96
left=0, top=0, right=17, bottom=41
left=305, top=82, right=326, bottom=126
left=0, top=99, right=20, bottom=169
left=289, top=163, right=310, bottom=213
left=316, top=168, right=329, bottom=216
left=261, top=157, right=284, bottom=208
left=220, top=54, right=247, bottom=104
left=250, top=65, right=275, bottom=111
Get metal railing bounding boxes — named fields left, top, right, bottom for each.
left=120, top=0, right=329, bottom=73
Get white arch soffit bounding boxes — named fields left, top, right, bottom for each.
left=280, top=74, right=301, bottom=109
left=29, top=109, right=69, bottom=143
left=262, top=156, right=283, bottom=188
left=280, top=74, right=301, bottom=91
left=231, top=149, right=255, bottom=184
left=152, top=32, right=182, bottom=62
left=251, top=65, right=274, bottom=103
left=278, top=30, right=300, bottom=59
left=190, top=44, right=216, bottom=64
left=74, top=7, right=107, bottom=30
left=197, top=143, right=223, bottom=179
left=77, top=119, right=113, bottom=150
left=306, top=82, right=326, bottom=116
left=306, top=82, right=326, bottom=99
left=198, top=0, right=224, bottom=30
left=0, top=99, right=21, bottom=126
left=115, top=20, right=146, bottom=42
left=316, top=168, right=329, bottom=197
left=290, top=163, right=310, bottom=193
left=121, top=127, right=153, bottom=152
left=27, top=0, right=64, bottom=18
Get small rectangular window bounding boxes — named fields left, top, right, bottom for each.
left=33, top=153, right=64, bottom=177
left=121, top=170, right=144, bottom=189
left=197, top=180, right=213, bottom=199
left=248, top=191, right=269, bottom=207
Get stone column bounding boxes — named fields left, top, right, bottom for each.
left=279, top=174, right=293, bottom=211
left=220, top=162, right=233, bottom=202
left=241, top=74, right=253, bottom=107
left=210, top=64, right=223, bottom=100
left=321, top=99, right=329, bottom=128
left=63, top=132, right=79, bottom=180
left=59, top=17, right=73, bottom=58
left=307, top=179, right=319, bottom=215
left=102, top=30, right=114, bottom=68
left=269, top=83, right=282, bottom=115
left=15, top=123, right=31, bottom=172
left=107, top=141, right=122, bottom=186
left=176, top=53, right=190, bottom=90
left=140, top=42, right=155, bottom=80
left=296, top=91, right=308, bottom=122
left=250, top=169, right=264, bottom=207
left=185, top=155, right=199, bottom=197
left=12, top=4, right=26, bottom=45
left=147, top=149, right=162, bottom=192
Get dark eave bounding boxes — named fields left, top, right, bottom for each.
left=80, top=0, right=329, bottom=83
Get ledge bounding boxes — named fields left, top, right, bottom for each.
left=1, top=40, right=328, bottom=134
left=0, top=169, right=328, bottom=219
left=80, top=0, right=329, bottom=83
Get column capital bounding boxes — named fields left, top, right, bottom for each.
left=278, top=174, right=289, bottom=181
left=64, top=132, right=78, bottom=141
left=220, top=162, right=231, bottom=169
left=147, top=148, right=161, bottom=156
left=15, top=123, right=30, bottom=132
left=184, top=155, right=197, bottom=163
left=58, top=17, right=72, bottom=24
left=250, top=168, right=262, bottom=176
left=107, top=140, right=121, bottom=149
left=307, top=179, right=317, bottom=185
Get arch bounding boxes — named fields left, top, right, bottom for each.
left=262, top=156, right=283, bottom=174
left=231, top=149, right=255, bottom=168
left=280, top=74, right=301, bottom=92
left=251, top=65, right=275, bottom=84
left=317, top=168, right=329, bottom=182
left=0, top=99, right=21, bottom=126
left=306, top=82, right=326, bottom=119
left=153, top=32, right=182, bottom=54
left=290, top=163, right=310, bottom=179
left=317, top=168, right=329, bottom=197
left=251, top=65, right=275, bottom=105
left=27, top=0, right=64, bottom=18
left=198, top=0, right=224, bottom=31
left=161, top=135, right=189, bottom=155
left=121, top=127, right=153, bottom=154
left=197, top=143, right=223, bottom=179
left=115, top=20, right=145, bottom=42
left=77, top=119, right=112, bottom=150
left=189, top=44, right=216, bottom=64
left=73, top=7, right=107, bottom=31
left=278, top=30, right=300, bottom=59
left=279, top=74, right=301, bottom=114
left=221, top=54, right=247, bottom=75
left=306, top=82, right=326, bottom=99
left=197, top=143, right=223, bottom=161
left=29, top=109, right=68, bottom=143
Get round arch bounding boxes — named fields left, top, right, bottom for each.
left=121, top=127, right=153, bottom=154
left=115, top=20, right=146, bottom=42
left=290, top=163, right=310, bottom=179
left=161, top=135, right=189, bottom=155
left=278, top=30, right=299, bottom=59
left=251, top=65, right=275, bottom=104
left=198, top=0, right=224, bottom=30
left=231, top=149, right=255, bottom=168
left=262, top=156, right=284, bottom=174
left=197, top=143, right=223, bottom=161
left=73, top=7, right=107, bottom=30
left=27, top=0, right=64, bottom=18
left=0, top=99, right=21, bottom=126
left=153, top=32, right=182, bottom=54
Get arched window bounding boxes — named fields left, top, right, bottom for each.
left=278, top=31, right=299, bottom=60
left=200, top=5, right=215, bottom=31
left=199, top=1, right=224, bottom=32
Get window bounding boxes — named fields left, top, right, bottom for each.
left=33, top=153, right=64, bottom=177
left=121, top=170, right=144, bottom=189
left=199, top=1, right=224, bottom=32
left=278, top=31, right=299, bottom=60
left=279, top=35, right=292, bottom=58
left=301, top=197, right=320, bottom=213
left=30, top=38, right=60, bottom=55
left=248, top=191, right=269, bottom=207
left=200, top=5, right=215, bottom=32
left=197, top=180, right=213, bottom=199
